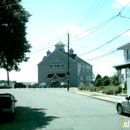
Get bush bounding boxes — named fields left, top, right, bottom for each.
left=124, top=80, right=127, bottom=90
left=103, top=85, right=121, bottom=95
left=78, top=82, right=86, bottom=90
left=93, top=86, right=104, bottom=92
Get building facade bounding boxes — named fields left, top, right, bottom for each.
left=114, top=42, right=130, bottom=83
left=38, top=41, right=93, bottom=87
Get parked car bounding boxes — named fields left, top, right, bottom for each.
left=50, top=81, right=60, bottom=88
left=28, top=83, right=39, bottom=88
left=60, top=82, right=68, bottom=88
left=0, top=83, right=9, bottom=89
left=116, top=96, right=130, bottom=115
left=39, top=83, right=47, bottom=88
left=14, top=83, right=26, bottom=88
left=0, top=92, right=17, bottom=120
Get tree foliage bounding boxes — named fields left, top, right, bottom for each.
left=94, top=74, right=102, bottom=86
left=94, top=78, right=102, bottom=87
left=110, top=75, right=118, bottom=85
left=101, top=76, right=110, bottom=86
left=0, top=0, right=31, bottom=71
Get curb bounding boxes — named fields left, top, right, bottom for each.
left=69, top=90, right=125, bottom=103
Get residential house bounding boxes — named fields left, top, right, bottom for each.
left=114, top=42, right=130, bottom=83
left=38, top=41, right=93, bottom=87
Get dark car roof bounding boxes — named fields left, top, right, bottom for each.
left=0, top=92, right=14, bottom=96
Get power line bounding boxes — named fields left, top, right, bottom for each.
left=118, top=1, right=130, bottom=14
left=28, top=45, right=54, bottom=55
left=119, top=14, right=130, bottom=19
left=71, top=16, right=117, bottom=43
left=73, top=16, right=117, bottom=39
left=78, top=0, right=101, bottom=26
left=86, top=50, right=117, bottom=61
left=79, top=29, right=130, bottom=56
left=72, top=1, right=130, bottom=43
left=82, top=0, right=109, bottom=24
left=0, top=1, right=33, bottom=8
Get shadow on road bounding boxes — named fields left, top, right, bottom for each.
left=123, top=113, right=130, bottom=117
left=0, top=106, right=59, bottom=130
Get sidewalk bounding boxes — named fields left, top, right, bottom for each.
left=69, top=88, right=127, bottom=103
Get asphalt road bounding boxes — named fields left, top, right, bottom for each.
left=0, top=88, right=130, bottom=130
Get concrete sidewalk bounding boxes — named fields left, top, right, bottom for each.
left=69, top=88, right=127, bottom=103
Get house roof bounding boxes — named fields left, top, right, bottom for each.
left=55, top=41, right=65, bottom=46
left=62, top=51, right=91, bottom=65
left=113, top=62, right=130, bottom=70
left=47, top=73, right=67, bottom=79
left=38, top=43, right=92, bottom=67
left=117, top=42, right=130, bottom=50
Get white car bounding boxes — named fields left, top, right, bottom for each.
left=116, top=96, right=130, bottom=115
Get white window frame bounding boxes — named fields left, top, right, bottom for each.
left=54, top=64, right=60, bottom=71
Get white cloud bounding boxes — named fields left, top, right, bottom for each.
left=120, top=30, right=130, bottom=37
left=116, top=0, right=130, bottom=7
left=112, top=0, right=130, bottom=8
left=111, top=3, right=120, bottom=8
left=56, top=24, right=89, bottom=38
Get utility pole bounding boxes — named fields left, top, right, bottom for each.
left=67, top=32, right=70, bottom=91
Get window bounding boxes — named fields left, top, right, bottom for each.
left=54, top=58, right=60, bottom=62
left=49, top=65, right=53, bottom=71
left=54, top=65, right=60, bottom=71
left=55, top=51, right=58, bottom=55
left=127, top=49, right=130, bottom=60
left=61, top=65, right=65, bottom=70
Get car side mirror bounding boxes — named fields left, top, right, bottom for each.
left=14, top=100, right=17, bottom=102
left=125, top=97, right=129, bottom=100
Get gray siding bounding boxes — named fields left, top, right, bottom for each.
left=38, top=49, right=93, bottom=87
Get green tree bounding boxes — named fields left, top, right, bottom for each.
left=101, top=76, right=110, bottom=86
left=110, top=75, right=118, bottom=85
left=0, top=0, right=31, bottom=84
left=94, top=78, right=102, bottom=87
left=94, top=74, right=102, bottom=86
left=102, top=78, right=110, bottom=86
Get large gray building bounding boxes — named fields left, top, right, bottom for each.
left=38, top=41, right=93, bottom=87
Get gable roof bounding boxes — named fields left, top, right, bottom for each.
left=38, top=45, right=92, bottom=66
left=117, top=42, right=130, bottom=50
left=62, top=51, right=91, bottom=66
left=47, top=73, right=67, bottom=79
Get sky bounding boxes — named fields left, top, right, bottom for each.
left=1, top=0, right=130, bottom=82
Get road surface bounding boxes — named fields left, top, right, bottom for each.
left=0, top=88, right=129, bottom=130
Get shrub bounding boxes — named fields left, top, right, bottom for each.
left=103, top=85, right=121, bottom=95
left=78, top=82, right=86, bottom=90
left=124, top=80, right=127, bottom=90
left=93, top=86, right=104, bottom=92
